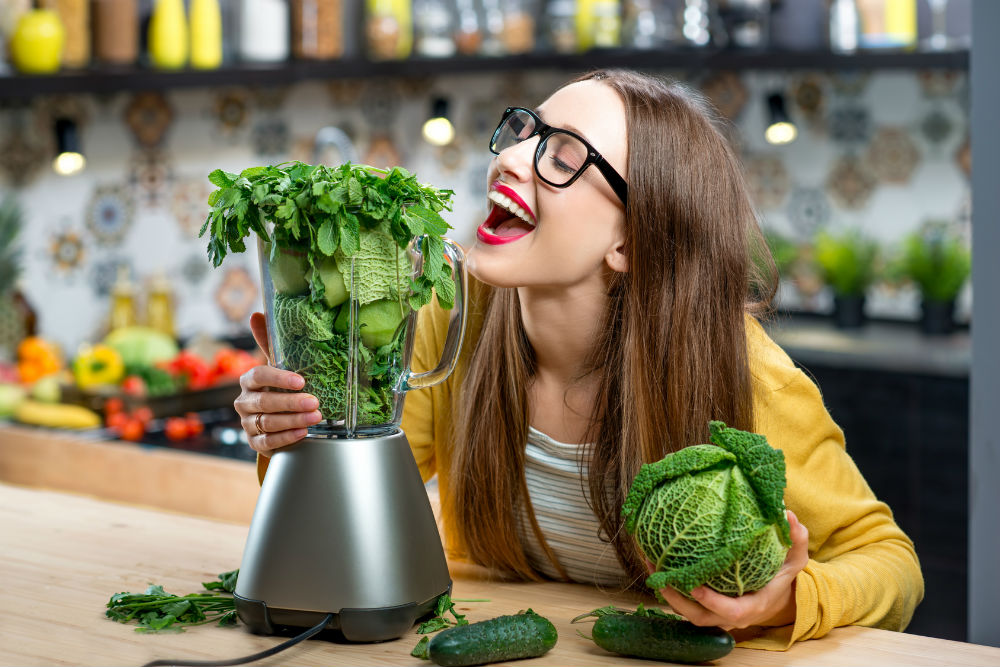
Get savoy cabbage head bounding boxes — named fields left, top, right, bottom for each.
left=622, top=421, right=792, bottom=597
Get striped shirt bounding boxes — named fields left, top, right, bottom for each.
left=517, top=426, right=630, bottom=588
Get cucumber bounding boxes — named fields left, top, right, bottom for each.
left=591, top=613, right=734, bottom=663
left=422, top=610, right=557, bottom=667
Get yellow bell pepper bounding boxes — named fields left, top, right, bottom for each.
left=73, top=344, right=125, bottom=390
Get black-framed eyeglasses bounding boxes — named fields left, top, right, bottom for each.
left=489, top=107, right=629, bottom=207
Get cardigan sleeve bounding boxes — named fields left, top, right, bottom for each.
left=401, top=297, right=455, bottom=484
left=740, top=327, right=924, bottom=650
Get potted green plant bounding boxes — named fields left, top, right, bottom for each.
left=895, top=225, right=970, bottom=335
left=813, top=227, right=880, bottom=329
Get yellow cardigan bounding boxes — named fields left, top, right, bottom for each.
left=257, top=283, right=924, bottom=650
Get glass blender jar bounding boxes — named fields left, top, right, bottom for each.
left=235, top=213, right=467, bottom=641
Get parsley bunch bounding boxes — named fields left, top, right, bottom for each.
left=106, top=570, right=239, bottom=633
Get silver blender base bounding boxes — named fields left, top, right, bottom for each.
left=234, top=430, right=451, bottom=642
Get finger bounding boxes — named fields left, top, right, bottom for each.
left=784, top=510, right=810, bottom=570
left=235, top=390, right=319, bottom=417
left=240, top=364, right=305, bottom=392
left=249, top=428, right=309, bottom=454
left=241, top=410, right=323, bottom=436
left=658, top=585, right=723, bottom=628
left=249, top=312, right=270, bottom=357
left=689, top=586, right=758, bottom=629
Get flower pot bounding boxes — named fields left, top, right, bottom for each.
left=833, top=294, right=866, bottom=329
left=920, top=299, right=955, bottom=336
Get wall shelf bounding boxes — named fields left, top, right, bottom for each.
left=0, top=48, right=969, bottom=100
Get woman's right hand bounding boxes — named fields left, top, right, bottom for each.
left=234, top=312, right=323, bottom=456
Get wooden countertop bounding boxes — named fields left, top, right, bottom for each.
left=3, top=482, right=1000, bottom=667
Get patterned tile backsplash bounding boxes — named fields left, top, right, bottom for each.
left=0, top=68, right=971, bottom=353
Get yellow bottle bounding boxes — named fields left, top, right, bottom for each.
left=189, top=0, right=222, bottom=69
left=149, top=0, right=188, bottom=69
left=576, top=0, right=621, bottom=51
left=365, top=0, right=412, bottom=60
left=109, top=266, right=137, bottom=332
left=145, top=273, right=176, bottom=338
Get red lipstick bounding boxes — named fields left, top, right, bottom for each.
left=477, top=205, right=532, bottom=245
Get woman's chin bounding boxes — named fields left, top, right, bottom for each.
left=467, top=246, right=522, bottom=289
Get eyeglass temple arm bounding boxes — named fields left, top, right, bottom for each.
left=594, top=158, right=629, bottom=206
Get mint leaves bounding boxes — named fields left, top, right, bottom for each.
left=201, top=162, right=456, bottom=313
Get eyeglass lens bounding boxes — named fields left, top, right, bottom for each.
left=491, top=109, right=590, bottom=186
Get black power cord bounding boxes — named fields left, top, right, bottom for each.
left=140, top=613, right=334, bottom=667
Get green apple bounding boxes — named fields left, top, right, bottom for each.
left=358, top=299, right=407, bottom=349
left=268, top=250, right=309, bottom=296
left=10, top=10, right=65, bottom=74
left=314, top=257, right=348, bottom=308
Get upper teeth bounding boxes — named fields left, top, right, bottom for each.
left=488, top=191, right=535, bottom=226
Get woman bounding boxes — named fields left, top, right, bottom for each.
left=235, top=69, right=923, bottom=649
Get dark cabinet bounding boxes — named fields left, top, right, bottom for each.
left=794, top=361, right=969, bottom=642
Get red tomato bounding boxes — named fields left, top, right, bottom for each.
left=165, top=416, right=190, bottom=441
left=132, top=406, right=154, bottom=425
left=106, top=411, right=129, bottom=431
left=119, top=418, right=145, bottom=442
left=105, top=397, right=125, bottom=415
left=121, top=376, right=146, bottom=396
left=184, top=412, right=204, bottom=436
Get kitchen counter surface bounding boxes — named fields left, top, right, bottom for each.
left=4, top=480, right=1000, bottom=666
left=764, top=315, right=970, bottom=378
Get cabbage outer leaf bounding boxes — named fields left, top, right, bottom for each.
left=708, top=420, right=791, bottom=548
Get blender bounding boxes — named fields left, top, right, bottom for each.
left=233, top=225, right=467, bottom=642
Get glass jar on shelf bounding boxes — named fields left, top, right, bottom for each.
left=413, top=0, right=456, bottom=58
left=500, top=0, right=535, bottom=55
left=453, top=0, right=482, bottom=55
left=292, top=0, right=344, bottom=60
left=238, top=0, right=290, bottom=62
left=365, top=0, right=412, bottom=60
left=715, top=0, right=770, bottom=50
left=543, top=0, right=577, bottom=53
left=622, top=0, right=669, bottom=49
left=92, top=0, right=139, bottom=65
left=478, top=0, right=506, bottom=55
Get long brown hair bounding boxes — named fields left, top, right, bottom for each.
left=451, top=69, right=777, bottom=585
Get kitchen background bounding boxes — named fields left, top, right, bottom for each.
left=0, top=0, right=981, bottom=645
left=0, top=0, right=973, bottom=354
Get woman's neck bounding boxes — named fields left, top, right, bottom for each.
left=517, top=280, right=609, bottom=385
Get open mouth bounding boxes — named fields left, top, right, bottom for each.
left=477, top=189, right=536, bottom=245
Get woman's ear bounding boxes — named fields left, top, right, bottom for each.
left=605, top=239, right=629, bottom=273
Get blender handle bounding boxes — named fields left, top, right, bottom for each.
left=403, top=239, right=468, bottom=391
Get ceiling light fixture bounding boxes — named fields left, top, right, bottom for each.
left=53, top=117, right=86, bottom=176
left=764, top=92, right=797, bottom=146
left=421, top=97, right=455, bottom=147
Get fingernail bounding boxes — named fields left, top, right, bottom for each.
left=308, top=410, right=323, bottom=424
left=290, top=375, right=305, bottom=389
left=301, top=396, right=319, bottom=410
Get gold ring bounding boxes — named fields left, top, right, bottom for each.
left=255, top=412, right=267, bottom=435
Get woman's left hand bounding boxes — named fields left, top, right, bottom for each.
left=649, top=510, right=809, bottom=631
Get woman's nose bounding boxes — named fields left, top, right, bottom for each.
left=494, top=136, right=537, bottom=183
